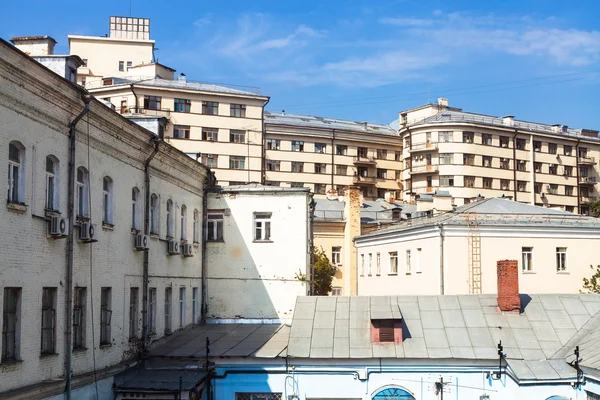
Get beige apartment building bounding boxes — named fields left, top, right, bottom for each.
left=400, top=98, right=600, bottom=214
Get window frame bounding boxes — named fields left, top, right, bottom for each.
left=150, top=193, right=159, bottom=234
left=103, top=176, right=113, bottom=224
left=202, top=127, right=219, bottom=141
left=76, top=167, right=89, bottom=218
left=45, top=155, right=59, bottom=211
left=438, top=131, right=453, bottom=143
left=335, top=145, right=348, bottom=155
left=230, top=103, right=246, bottom=118
left=173, top=98, right=191, bottom=113
left=439, top=175, right=454, bottom=187
left=148, top=288, right=157, bottom=335
left=2, top=287, right=21, bottom=361
left=201, top=154, right=218, bottom=168
left=253, top=212, right=272, bottom=242
left=266, top=139, right=280, bottom=150
left=41, top=287, right=57, bottom=355
left=229, top=130, right=246, bottom=143
left=143, top=95, right=162, bottom=110
left=291, top=141, right=304, bottom=152
left=73, top=287, right=86, bottom=349
left=180, top=205, right=187, bottom=241
left=164, top=287, right=172, bottom=334
left=132, top=187, right=141, bottom=231
left=166, top=199, right=174, bottom=238
left=389, top=252, right=398, bottom=275
left=292, top=162, right=304, bottom=173
left=192, top=287, right=199, bottom=324
left=522, top=247, right=534, bottom=272
left=193, top=209, right=199, bottom=243
left=556, top=247, right=567, bottom=272
left=207, top=213, right=224, bottom=242
left=229, top=156, right=245, bottom=170
left=314, top=143, right=326, bottom=153
left=266, top=160, right=281, bottom=171
left=8, top=142, right=25, bottom=204
left=100, top=288, right=112, bottom=345
left=129, top=287, right=139, bottom=339
left=202, top=101, right=219, bottom=115
left=332, top=247, right=341, bottom=265
left=173, top=125, right=191, bottom=139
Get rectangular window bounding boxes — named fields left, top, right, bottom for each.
left=292, top=162, right=304, bottom=173
left=463, top=154, right=475, bottom=166
left=254, top=212, right=272, bottom=241
left=202, top=128, right=218, bottom=141
left=377, top=149, right=387, bottom=159
left=230, top=103, right=246, bottom=117
left=564, top=166, right=573, bottom=176
left=315, top=163, right=327, bottom=174
left=291, top=141, right=304, bottom=152
left=202, top=101, right=218, bottom=115
left=229, top=156, right=245, bottom=170
left=173, top=125, right=190, bottom=139
left=534, top=141, right=542, bottom=152
left=127, top=61, right=132, bottom=70
left=517, top=160, right=526, bottom=171
left=291, top=182, right=305, bottom=188
left=565, top=186, right=574, bottom=196
left=265, top=181, right=280, bottom=187
left=482, top=134, right=493, bottom=146
left=41, top=287, right=57, bottom=354
left=389, top=252, right=398, bottom=274
left=464, top=176, right=475, bottom=188
left=331, top=287, right=342, bottom=296
left=143, top=95, right=161, bottom=110
left=500, top=158, right=510, bottom=169
left=314, top=183, right=326, bottom=195
left=376, top=253, right=381, bottom=275
left=192, top=287, right=199, bottom=324
left=463, top=131, right=474, bottom=143
left=266, top=160, right=280, bottom=171
left=534, top=162, right=542, bottom=173
left=230, top=130, right=246, bottom=143
left=314, top=143, right=326, bottom=153
left=548, top=184, right=558, bottom=195
left=556, top=247, right=567, bottom=272
left=482, top=156, right=492, bottom=168
left=119, top=61, right=124, bottom=71
left=439, top=131, right=453, bottom=143
left=360, top=254, right=365, bottom=276
left=580, top=167, right=589, bottom=177
left=129, top=287, right=139, bottom=339
left=548, top=143, right=557, bottom=154
left=201, top=154, right=218, bottom=168
left=406, top=250, right=412, bottom=274
left=100, top=288, right=112, bottom=345
left=174, top=98, right=191, bottom=113
left=164, top=288, right=172, bottom=334
left=516, top=138, right=527, bottom=150
left=368, top=253, right=372, bottom=275
left=149, top=288, right=157, bottom=335
left=522, top=247, right=533, bottom=272
left=335, top=165, right=347, bottom=176
left=179, top=287, right=186, bottom=328
left=73, top=287, right=86, bottom=349
left=499, top=136, right=510, bottom=148
left=207, top=213, right=224, bottom=241
left=395, top=151, right=402, bottom=161
left=564, top=145, right=573, bottom=156
left=439, top=175, right=454, bottom=187
left=377, top=168, right=387, bottom=179
left=517, top=181, right=527, bottom=192
left=549, top=164, right=558, bottom=175
left=358, top=147, right=368, bottom=158
left=2, top=288, right=21, bottom=361
left=483, top=178, right=493, bottom=189
left=336, top=145, right=348, bottom=155
left=267, top=139, right=280, bottom=150
left=534, top=182, right=542, bottom=193
left=439, top=153, right=453, bottom=165
left=500, top=179, right=510, bottom=190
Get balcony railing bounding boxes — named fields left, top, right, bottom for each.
left=408, top=142, right=438, bottom=152
left=353, top=175, right=377, bottom=185
left=123, top=107, right=171, bottom=117
left=578, top=155, right=596, bottom=165
left=579, top=176, right=597, bottom=185
left=409, top=165, right=439, bottom=175
left=353, top=156, right=377, bottom=165
left=580, top=195, right=598, bottom=203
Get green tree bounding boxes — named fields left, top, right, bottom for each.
left=590, top=200, right=600, bottom=218
left=582, top=265, right=600, bottom=294
left=313, top=247, right=338, bottom=295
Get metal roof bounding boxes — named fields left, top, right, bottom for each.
left=265, top=112, right=398, bottom=136
left=114, top=365, right=206, bottom=392
left=217, top=183, right=311, bottom=194
left=286, top=294, right=600, bottom=380
left=314, top=198, right=417, bottom=222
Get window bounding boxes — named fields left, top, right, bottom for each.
left=73, top=287, right=86, bottom=349
left=119, top=61, right=124, bottom=71
left=439, top=175, right=454, bottom=187
left=120, top=100, right=127, bottom=114
left=129, top=287, right=139, bottom=339
left=516, top=138, right=527, bottom=150
left=439, top=153, right=453, bottom=165
left=81, top=77, right=86, bottom=87
left=266, top=160, right=280, bottom=171
left=548, top=143, right=557, bottom=154
left=377, top=149, right=387, bottom=159
left=580, top=167, right=589, bottom=177
left=230, top=156, right=245, bottom=170
left=235, top=394, right=282, bottom=400
left=126, top=61, right=132, bottom=70
left=377, top=169, right=387, bottom=179
left=230, top=103, right=246, bottom=117
left=564, top=166, right=573, bottom=176
left=376, top=253, right=381, bottom=275
left=482, top=134, right=493, bottom=146
left=579, top=147, right=589, bottom=158
left=534, top=162, right=542, bottom=173
left=164, top=288, right=172, bottom=334
left=254, top=212, right=271, bottom=241
left=482, top=156, right=492, bottom=168
left=517, top=181, right=527, bottom=192
left=366, top=253, right=371, bottom=275
left=179, top=287, right=186, bottom=328
left=101, top=177, right=113, bottom=224
left=267, top=139, right=280, bottom=150
left=522, top=247, right=533, bottom=272
left=331, top=287, right=342, bottom=296
left=291, top=182, right=305, bottom=188
left=314, top=143, right=326, bottom=153
left=534, top=141, right=542, bottom=152
left=82, top=58, right=88, bottom=67
left=44, top=156, right=59, bottom=210
left=358, top=147, right=368, bottom=158
left=535, top=182, right=543, bottom=193
left=149, top=194, right=159, bottom=234
left=174, top=98, right=191, bottom=113
left=483, top=178, right=493, bottom=189
left=202, top=101, right=218, bottom=115
left=132, top=187, right=141, bottom=231
left=336, top=145, right=348, bottom=155
left=207, top=213, right=224, bottom=241
left=500, top=158, right=510, bottom=169
left=463, top=131, right=474, bottom=143
left=100, top=288, right=112, bottom=345
left=564, top=145, right=573, bottom=156
left=315, top=163, right=327, bottom=174
left=148, top=288, right=157, bottom=335
left=463, top=154, right=475, bottom=166
left=548, top=184, right=558, bottom=195
left=389, top=252, right=398, bottom=274
left=360, top=254, right=365, bottom=276
left=41, top=287, right=57, bottom=354
left=230, top=130, right=246, bottom=143
left=292, top=162, right=304, bottom=173
left=202, top=128, right=218, bottom=141
left=556, top=247, right=567, bottom=272
left=180, top=205, right=187, bottom=240
left=8, top=142, right=25, bottom=203
left=465, top=176, right=475, bottom=188
left=500, top=179, right=510, bottom=190
left=173, top=125, right=190, bottom=139
left=2, top=288, right=21, bottom=361
left=500, top=136, right=510, bottom=148
left=143, top=95, right=161, bottom=110
left=192, top=287, right=199, bottom=324
left=517, top=160, right=526, bottom=171
left=193, top=209, right=199, bottom=243
left=335, top=165, right=347, bottom=175
left=395, top=151, right=402, bottom=161
left=77, top=167, right=89, bottom=217
left=439, top=131, right=453, bottom=143
left=166, top=200, right=174, bottom=238
left=291, top=141, right=304, bottom=152
left=406, top=249, right=412, bottom=274
left=266, top=181, right=280, bottom=187
left=332, top=247, right=341, bottom=265
left=376, top=320, right=395, bottom=342
left=549, top=164, right=558, bottom=175
left=565, top=186, right=574, bottom=196
left=201, top=154, right=218, bottom=168
left=314, top=183, right=326, bottom=194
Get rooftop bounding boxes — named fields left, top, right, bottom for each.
left=314, top=198, right=417, bottom=223
left=217, top=183, right=312, bottom=194
left=11, top=35, right=56, bottom=44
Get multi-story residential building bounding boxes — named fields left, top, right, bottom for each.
left=400, top=98, right=600, bottom=214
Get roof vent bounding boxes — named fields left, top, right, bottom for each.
left=502, top=115, right=514, bottom=126
left=177, top=73, right=186, bottom=82
left=437, top=97, right=448, bottom=107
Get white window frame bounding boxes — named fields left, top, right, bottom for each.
left=166, top=200, right=174, bottom=238
left=76, top=167, right=89, bottom=218
left=389, top=252, right=398, bottom=274
left=193, top=209, right=199, bottom=243
left=331, top=287, right=342, bottom=296
left=522, top=247, right=534, bottom=272
left=360, top=254, right=365, bottom=276
left=8, top=142, right=25, bottom=204
left=376, top=252, right=381, bottom=275
left=253, top=212, right=272, bottom=241
left=207, top=213, right=224, bottom=241
left=150, top=194, right=159, bottom=234
left=103, top=176, right=113, bottom=224
left=556, top=247, right=567, bottom=272
left=368, top=253, right=372, bottom=276
left=332, top=247, right=341, bottom=265
left=179, top=287, right=186, bottom=328
left=406, top=249, right=412, bottom=274
left=45, top=155, right=59, bottom=210
left=132, top=187, right=141, bottom=231
left=181, top=205, right=187, bottom=241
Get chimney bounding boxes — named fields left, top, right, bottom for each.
left=497, top=260, right=520, bottom=312
left=502, top=115, right=514, bottom=126
left=384, top=191, right=395, bottom=204
left=343, top=186, right=361, bottom=296
left=11, top=36, right=56, bottom=56
left=437, top=97, right=448, bottom=107
left=177, top=73, right=186, bottom=82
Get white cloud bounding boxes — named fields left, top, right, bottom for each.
left=433, top=10, right=443, bottom=16
left=379, top=17, right=433, bottom=27
left=193, top=14, right=213, bottom=28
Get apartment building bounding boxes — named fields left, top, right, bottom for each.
left=400, top=98, right=600, bottom=214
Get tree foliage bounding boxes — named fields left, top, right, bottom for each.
left=313, top=247, right=338, bottom=295
left=582, top=265, right=600, bottom=294
left=590, top=200, right=600, bottom=218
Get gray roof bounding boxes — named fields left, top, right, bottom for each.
left=357, top=197, right=600, bottom=240
left=217, top=183, right=311, bottom=194
left=114, top=366, right=206, bottom=392
left=287, top=294, right=600, bottom=381
left=265, top=112, right=398, bottom=136
left=314, top=198, right=417, bottom=223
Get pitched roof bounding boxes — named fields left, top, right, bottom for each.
left=265, top=112, right=398, bottom=136
left=314, top=198, right=417, bottom=223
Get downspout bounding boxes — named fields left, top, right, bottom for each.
left=438, top=223, right=444, bottom=295
left=576, top=139, right=581, bottom=213
left=66, top=93, right=92, bottom=399
left=142, top=132, right=162, bottom=353
left=309, top=195, right=316, bottom=295
left=200, top=173, right=212, bottom=323
left=130, top=83, right=139, bottom=113
left=512, top=130, right=518, bottom=201
left=260, top=98, right=270, bottom=185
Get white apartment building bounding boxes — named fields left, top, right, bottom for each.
left=355, top=197, right=600, bottom=297
left=400, top=98, right=600, bottom=214
left=0, top=38, right=209, bottom=397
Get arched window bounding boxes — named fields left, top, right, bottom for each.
left=8, top=141, right=25, bottom=203
left=45, top=155, right=59, bottom=210
left=150, top=194, right=159, bottom=234
left=103, top=177, right=113, bottom=224
left=372, top=387, right=415, bottom=399
left=193, top=209, right=199, bottom=243
left=180, top=205, right=187, bottom=241
left=131, top=187, right=141, bottom=230
left=76, top=167, right=89, bottom=217
left=166, top=199, right=173, bottom=238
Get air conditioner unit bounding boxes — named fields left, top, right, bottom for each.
left=167, top=240, right=180, bottom=255
left=134, top=234, right=149, bottom=250
left=49, top=216, right=69, bottom=238
left=79, top=222, right=97, bottom=242
left=546, top=184, right=552, bottom=190
left=182, top=243, right=193, bottom=257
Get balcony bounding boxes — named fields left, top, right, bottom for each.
left=579, top=176, right=597, bottom=185
left=353, top=156, right=377, bottom=166
left=578, top=155, right=596, bottom=165
left=408, top=142, right=438, bottom=153
left=580, top=195, right=598, bottom=204
left=409, top=165, right=439, bottom=175
left=123, top=107, right=171, bottom=117
left=353, top=175, right=377, bottom=185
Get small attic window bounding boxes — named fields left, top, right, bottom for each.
left=371, top=319, right=402, bottom=343
left=379, top=320, right=394, bottom=342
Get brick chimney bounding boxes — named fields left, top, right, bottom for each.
left=497, top=260, right=520, bottom=312
left=343, top=186, right=361, bottom=295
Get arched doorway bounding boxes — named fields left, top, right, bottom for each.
left=372, top=386, right=415, bottom=399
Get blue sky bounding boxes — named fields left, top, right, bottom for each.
left=2, top=0, right=600, bottom=128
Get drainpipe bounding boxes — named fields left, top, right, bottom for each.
left=200, top=173, right=212, bottom=323
left=308, top=195, right=316, bottom=295
left=66, top=94, right=92, bottom=399
left=260, top=97, right=270, bottom=185
left=130, top=83, right=139, bottom=113
left=438, top=223, right=444, bottom=295
left=142, top=131, right=162, bottom=352
left=512, top=130, right=518, bottom=201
